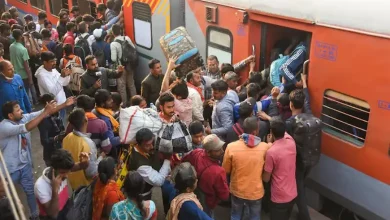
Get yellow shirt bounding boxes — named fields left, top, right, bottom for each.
left=222, top=140, right=271, bottom=200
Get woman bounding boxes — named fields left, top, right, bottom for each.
left=93, top=157, right=125, bottom=220
left=44, top=20, right=59, bottom=42
left=110, top=172, right=157, bottom=220
left=166, top=162, right=212, bottom=220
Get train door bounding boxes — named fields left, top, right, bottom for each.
left=74, top=0, right=97, bottom=17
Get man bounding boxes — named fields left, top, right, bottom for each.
left=41, top=28, right=56, bottom=53
left=62, top=22, right=76, bottom=47
left=35, top=51, right=71, bottom=121
left=205, top=80, right=235, bottom=140
left=36, top=11, right=47, bottom=32
left=127, top=128, right=171, bottom=200
left=80, top=55, right=123, bottom=97
left=263, top=117, right=297, bottom=220
left=65, top=95, right=113, bottom=154
left=0, top=23, right=11, bottom=60
left=97, top=2, right=117, bottom=23
left=70, top=6, right=80, bottom=22
left=57, top=11, right=69, bottom=40
left=0, top=60, right=31, bottom=120
left=223, top=71, right=240, bottom=103
left=158, top=92, right=176, bottom=123
left=186, top=71, right=204, bottom=122
left=188, top=120, right=205, bottom=149
left=141, top=59, right=163, bottom=106
left=225, top=101, right=253, bottom=144
left=8, top=7, right=24, bottom=27
left=34, top=149, right=89, bottom=219
left=285, top=73, right=312, bottom=220
left=222, top=117, right=271, bottom=220
left=111, top=24, right=136, bottom=106
left=0, top=100, right=58, bottom=220
left=93, top=89, right=121, bottom=150
left=63, top=108, right=103, bottom=190
left=182, top=134, right=229, bottom=217
left=75, top=21, right=95, bottom=56
left=23, top=14, right=33, bottom=32
left=10, top=29, right=38, bottom=105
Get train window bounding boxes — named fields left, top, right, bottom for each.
left=30, top=0, right=46, bottom=10
left=206, top=26, right=233, bottom=64
left=132, top=2, right=152, bottom=49
left=49, top=0, right=63, bottom=16
left=321, top=90, right=370, bottom=147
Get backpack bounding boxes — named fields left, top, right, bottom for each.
left=114, top=36, right=138, bottom=68
left=64, top=56, right=84, bottom=92
left=93, top=42, right=108, bottom=67
left=291, top=113, right=322, bottom=168
left=23, top=33, right=40, bottom=57
left=66, top=180, right=96, bottom=220
left=74, top=34, right=92, bottom=67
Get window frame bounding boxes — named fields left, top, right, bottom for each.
left=206, top=25, right=233, bottom=64
left=321, top=90, right=370, bottom=147
left=30, top=0, right=47, bottom=11
left=49, top=0, right=63, bottom=17
left=17, top=0, right=28, bottom=4
left=132, top=1, right=153, bottom=50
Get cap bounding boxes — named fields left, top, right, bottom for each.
left=93, top=28, right=103, bottom=39
left=224, top=71, right=239, bottom=81
left=203, top=134, right=225, bottom=151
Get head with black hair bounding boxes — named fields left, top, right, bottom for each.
left=96, top=3, right=107, bottom=14
left=270, top=116, right=286, bottom=140
left=189, top=121, right=204, bottom=146
left=220, top=63, right=234, bottom=78
left=2, top=101, right=22, bottom=121
left=243, top=116, right=259, bottom=135
left=40, top=28, right=51, bottom=39
left=68, top=108, right=87, bottom=132
left=186, top=70, right=201, bottom=87
left=82, top=14, right=95, bottom=25
left=171, top=81, right=189, bottom=100
left=23, top=14, right=33, bottom=23
left=8, top=7, right=19, bottom=19
left=63, top=43, right=74, bottom=57
left=90, top=21, right=102, bottom=34
left=239, top=101, right=254, bottom=120
left=50, top=149, right=75, bottom=180
left=107, top=0, right=115, bottom=9
left=289, top=89, right=305, bottom=112
left=0, top=23, right=10, bottom=37
left=0, top=60, right=14, bottom=79
left=149, top=59, right=162, bottom=76
left=172, top=162, right=197, bottom=193
left=211, top=80, right=228, bottom=100
left=41, top=51, right=57, bottom=71
left=136, top=128, right=155, bottom=154
left=78, top=21, right=88, bottom=34
left=1, top=12, right=11, bottom=21
left=123, top=171, right=147, bottom=217
left=158, top=92, right=175, bottom=118
left=130, top=95, right=146, bottom=109
left=71, top=6, right=80, bottom=17
left=207, top=55, right=219, bottom=74
left=76, top=95, right=96, bottom=112
left=66, top=22, right=76, bottom=32
left=111, top=92, right=123, bottom=111
left=95, top=89, right=113, bottom=109
left=39, top=93, right=55, bottom=106
left=26, top=21, right=36, bottom=31
left=12, top=29, right=23, bottom=42
left=86, top=55, right=99, bottom=71
left=44, top=20, right=53, bottom=30
left=278, top=93, right=290, bottom=107
left=11, top=24, right=23, bottom=32
left=58, top=11, right=69, bottom=24
left=98, top=157, right=116, bottom=184
left=75, top=16, right=83, bottom=25
left=246, top=83, right=260, bottom=99
left=38, top=11, right=47, bottom=23
left=112, top=24, right=121, bottom=36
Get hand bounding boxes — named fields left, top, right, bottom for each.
left=79, top=152, right=90, bottom=163
left=295, top=80, right=303, bottom=88
left=44, top=100, right=57, bottom=115
left=94, top=79, right=102, bottom=89
left=167, top=56, right=180, bottom=70
left=266, top=134, right=274, bottom=144
left=65, top=96, right=75, bottom=106
left=207, top=99, right=215, bottom=107
left=257, top=111, right=271, bottom=121
left=246, top=55, right=255, bottom=63
left=99, top=151, right=107, bottom=158
left=236, top=85, right=242, bottom=92
left=117, top=65, right=125, bottom=73
left=51, top=169, right=62, bottom=193
left=205, top=126, right=211, bottom=135
left=271, top=87, right=280, bottom=99
left=61, top=68, right=71, bottom=77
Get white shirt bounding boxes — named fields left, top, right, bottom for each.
left=110, top=35, right=135, bottom=65
left=75, top=33, right=95, bottom=54
left=34, top=167, right=68, bottom=205
left=35, top=66, right=70, bottom=105
left=137, top=159, right=171, bottom=187
left=188, top=86, right=204, bottom=121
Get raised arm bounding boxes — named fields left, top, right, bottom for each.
left=160, top=57, right=179, bottom=94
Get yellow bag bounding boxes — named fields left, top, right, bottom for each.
left=116, top=144, right=134, bottom=188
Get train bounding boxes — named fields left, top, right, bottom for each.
left=6, top=0, right=390, bottom=219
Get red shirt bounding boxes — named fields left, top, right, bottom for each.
left=182, top=149, right=229, bottom=209
left=264, top=133, right=297, bottom=203
left=63, top=31, right=75, bottom=47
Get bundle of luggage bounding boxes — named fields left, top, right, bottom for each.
left=160, top=26, right=203, bottom=78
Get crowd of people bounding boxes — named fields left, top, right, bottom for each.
left=0, top=2, right=316, bottom=220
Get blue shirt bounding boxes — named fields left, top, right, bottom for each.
left=0, top=74, right=32, bottom=121
left=280, top=43, right=307, bottom=84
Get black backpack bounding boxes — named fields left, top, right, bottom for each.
left=74, top=34, right=92, bottom=67
left=93, top=42, right=109, bottom=67
left=115, top=36, right=138, bottom=68
left=291, top=113, right=322, bottom=168
left=66, top=180, right=96, bottom=220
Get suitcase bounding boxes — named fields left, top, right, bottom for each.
left=160, top=26, right=203, bottom=78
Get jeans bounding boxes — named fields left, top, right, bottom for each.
left=295, top=164, right=312, bottom=220
left=10, top=165, right=39, bottom=218
left=22, top=79, right=38, bottom=105
left=231, top=195, right=262, bottom=220
left=270, top=199, right=295, bottom=220
left=59, top=108, right=66, bottom=126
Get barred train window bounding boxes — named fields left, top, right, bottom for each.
left=133, top=2, right=152, bottom=49
left=321, top=90, right=370, bottom=147
left=206, top=26, right=233, bottom=64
